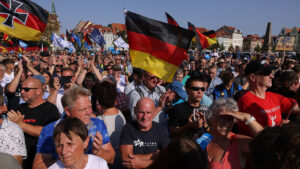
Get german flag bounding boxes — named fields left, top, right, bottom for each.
left=84, top=30, right=92, bottom=45
left=66, top=29, right=74, bottom=42
left=0, top=0, right=48, bottom=41
left=203, top=30, right=217, bottom=42
left=3, top=33, right=13, bottom=45
left=188, top=22, right=217, bottom=50
left=126, top=11, right=194, bottom=82
left=165, top=12, right=178, bottom=27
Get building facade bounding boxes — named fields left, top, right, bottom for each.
left=276, top=27, right=300, bottom=53
left=243, top=34, right=263, bottom=52
left=72, top=21, right=126, bottom=51
left=216, top=25, right=243, bottom=51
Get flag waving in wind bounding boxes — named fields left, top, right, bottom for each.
left=188, top=21, right=217, bottom=51
left=0, top=0, right=49, bottom=41
left=52, top=33, right=75, bottom=51
left=126, top=11, right=195, bottom=82
left=165, top=12, right=178, bottom=26
left=90, top=29, right=105, bottom=47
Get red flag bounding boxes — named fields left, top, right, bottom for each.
left=84, top=30, right=92, bottom=45
left=3, top=33, right=13, bottom=46
left=188, top=22, right=216, bottom=50
left=165, top=12, right=178, bottom=27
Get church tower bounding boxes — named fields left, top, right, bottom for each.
left=40, top=0, right=61, bottom=42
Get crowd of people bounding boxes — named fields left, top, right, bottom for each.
left=0, top=49, right=300, bottom=169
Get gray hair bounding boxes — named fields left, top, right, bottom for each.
left=205, top=98, right=239, bottom=121
left=175, top=69, right=184, bottom=76
left=61, top=85, right=91, bottom=110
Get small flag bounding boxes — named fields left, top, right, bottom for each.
left=165, top=12, right=178, bottom=26
left=19, top=40, right=28, bottom=49
left=114, top=37, right=129, bottom=48
left=0, top=0, right=49, bottom=41
left=90, top=29, right=106, bottom=47
left=66, top=29, right=74, bottom=42
left=126, top=11, right=195, bottom=82
left=71, top=33, right=81, bottom=48
left=3, top=33, right=13, bottom=45
left=203, top=30, right=217, bottom=42
left=84, top=31, right=92, bottom=45
left=52, top=33, right=75, bottom=51
left=84, top=41, right=92, bottom=50
left=188, top=22, right=217, bottom=50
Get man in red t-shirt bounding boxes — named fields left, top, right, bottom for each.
left=237, top=60, right=298, bottom=136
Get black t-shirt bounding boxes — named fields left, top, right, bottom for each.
left=5, top=83, right=22, bottom=111
left=168, top=102, right=195, bottom=128
left=15, top=101, right=60, bottom=169
left=120, top=121, right=170, bottom=154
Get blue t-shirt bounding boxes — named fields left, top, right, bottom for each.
left=36, top=118, right=110, bottom=159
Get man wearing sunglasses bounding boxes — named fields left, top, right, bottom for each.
left=7, top=77, right=60, bottom=169
left=128, top=71, right=169, bottom=128
left=168, top=75, right=212, bottom=138
left=237, top=60, right=300, bottom=136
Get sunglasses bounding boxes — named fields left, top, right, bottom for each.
left=21, top=87, right=38, bottom=92
left=189, top=86, right=206, bottom=92
left=146, top=75, right=158, bottom=80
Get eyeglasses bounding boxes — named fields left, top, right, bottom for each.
left=21, top=87, right=38, bottom=92
left=189, top=86, right=206, bottom=92
left=146, top=75, right=158, bottom=80
left=183, top=69, right=189, bottom=71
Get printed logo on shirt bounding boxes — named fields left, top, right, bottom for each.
left=260, top=106, right=280, bottom=114
left=134, top=139, right=157, bottom=147
left=24, top=119, right=36, bottom=123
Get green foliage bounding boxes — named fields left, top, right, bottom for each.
left=228, top=44, right=234, bottom=52
left=219, top=43, right=225, bottom=51
left=254, top=44, right=261, bottom=52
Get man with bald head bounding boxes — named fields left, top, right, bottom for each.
left=120, top=97, right=170, bottom=169
left=7, top=77, right=60, bottom=169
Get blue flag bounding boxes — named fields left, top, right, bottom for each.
left=71, top=33, right=81, bottom=48
left=19, top=40, right=28, bottom=49
left=84, top=41, right=92, bottom=50
left=90, top=29, right=106, bottom=47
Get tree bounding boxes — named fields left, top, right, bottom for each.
left=254, top=44, right=261, bottom=52
left=228, top=44, right=234, bottom=52
left=219, top=43, right=225, bottom=51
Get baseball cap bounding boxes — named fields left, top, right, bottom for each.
left=169, top=81, right=187, bottom=100
left=244, top=60, right=275, bottom=76
left=32, top=75, right=45, bottom=84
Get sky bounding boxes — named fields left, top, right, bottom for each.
left=32, top=0, right=300, bottom=36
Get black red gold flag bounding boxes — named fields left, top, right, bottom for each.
left=0, top=0, right=49, bottom=41
left=126, top=11, right=194, bottom=82
left=188, top=22, right=217, bottom=50
left=165, top=12, right=178, bottom=27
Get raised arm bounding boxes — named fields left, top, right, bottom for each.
left=6, top=61, right=23, bottom=93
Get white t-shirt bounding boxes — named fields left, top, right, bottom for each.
left=48, top=154, right=109, bottom=169
left=1, top=72, right=14, bottom=87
